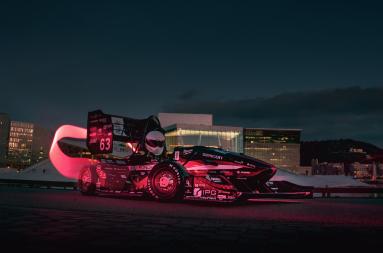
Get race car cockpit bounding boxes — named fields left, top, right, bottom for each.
left=86, top=110, right=166, bottom=160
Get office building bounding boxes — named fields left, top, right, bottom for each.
left=244, top=128, right=301, bottom=169
left=7, top=121, right=34, bottom=167
left=4, top=119, right=53, bottom=169
left=164, top=124, right=243, bottom=153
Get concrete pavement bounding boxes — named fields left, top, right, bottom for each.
left=1, top=187, right=382, bottom=252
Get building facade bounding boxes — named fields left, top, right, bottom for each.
left=0, top=113, right=10, bottom=166
left=164, top=124, right=243, bottom=153
left=243, top=128, right=301, bottom=169
left=3, top=119, right=53, bottom=169
left=312, top=162, right=345, bottom=175
left=7, top=121, right=34, bottom=168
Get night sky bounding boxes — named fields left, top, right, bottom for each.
left=1, top=0, right=383, bottom=146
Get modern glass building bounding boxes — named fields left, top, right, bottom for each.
left=5, top=120, right=53, bottom=168
left=244, top=128, right=301, bottom=168
left=164, top=124, right=243, bottom=153
left=7, top=121, right=34, bottom=167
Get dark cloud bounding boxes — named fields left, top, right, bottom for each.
left=178, top=90, right=199, bottom=101
left=163, top=87, right=383, bottom=147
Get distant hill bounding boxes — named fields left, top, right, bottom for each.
left=300, top=139, right=382, bottom=166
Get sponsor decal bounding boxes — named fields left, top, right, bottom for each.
left=204, top=189, right=217, bottom=196
left=202, top=153, right=223, bottom=160
left=174, top=151, right=180, bottom=161
left=115, top=160, right=128, bottom=165
left=185, top=189, right=192, bottom=195
left=205, top=175, right=222, bottom=183
left=185, top=178, right=192, bottom=187
left=183, top=149, right=193, bottom=155
left=193, top=188, right=218, bottom=198
left=193, top=188, right=202, bottom=197
left=112, top=141, right=131, bottom=157
left=111, top=117, right=126, bottom=136
left=128, top=164, right=155, bottom=171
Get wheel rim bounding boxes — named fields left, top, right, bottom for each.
left=153, top=170, right=176, bottom=195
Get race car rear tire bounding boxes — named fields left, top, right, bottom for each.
left=78, top=167, right=97, bottom=195
left=147, top=161, right=186, bottom=201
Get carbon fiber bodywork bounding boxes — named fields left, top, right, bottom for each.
left=86, top=146, right=288, bottom=202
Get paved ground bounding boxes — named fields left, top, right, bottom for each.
left=1, top=187, right=383, bottom=252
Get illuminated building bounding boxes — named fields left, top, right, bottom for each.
left=312, top=162, right=345, bottom=175
left=164, top=124, right=243, bottom=153
left=244, top=128, right=301, bottom=169
left=7, top=121, right=34, bottom=167
left=5, top=120, right=53, bottom=169
left=0, top=113, right=10, bottom=165
left=160, top=113, right=302, bottom=164
left=160, top=113, right=243, bottom=153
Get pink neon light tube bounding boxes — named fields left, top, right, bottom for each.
left=49, top=125, right=94, bottom=179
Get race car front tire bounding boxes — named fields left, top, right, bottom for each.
left=147, top=161, right=186, bottom=201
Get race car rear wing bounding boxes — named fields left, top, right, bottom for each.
left=86, top=110, right=164, bottom=157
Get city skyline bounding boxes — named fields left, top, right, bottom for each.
left=2, top=93, right=383, bottom=150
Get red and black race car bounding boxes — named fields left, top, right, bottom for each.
left=49, top=110, right=312, bottom=202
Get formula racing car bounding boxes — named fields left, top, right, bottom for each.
left=49, top=110, right=312, bottom=202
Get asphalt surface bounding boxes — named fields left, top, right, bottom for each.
left=1, top=186, right=383, bottom=253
